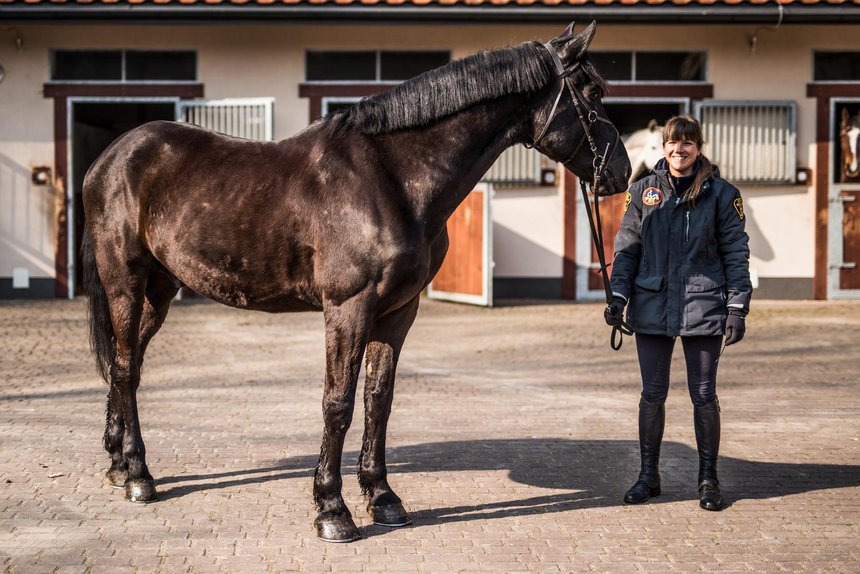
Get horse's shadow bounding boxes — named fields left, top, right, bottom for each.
left=156, top=438, right=859, bottom=534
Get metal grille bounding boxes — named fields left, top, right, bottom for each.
left=697, top=101, right=796, bottom=184
left=177, top=98, right=274, bottom=141
left=482, top=145, right=542, bottom=185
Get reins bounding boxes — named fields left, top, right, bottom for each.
left=531, top=41, right=632, bottom=350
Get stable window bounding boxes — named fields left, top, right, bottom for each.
left=814, top=52, right=860, bottom=82
left=696, top=101, right=796, bottom=184
left=51, top=50, right=197, bottom=82
left=589, top=51, right=706, bottom=82
left=305, top=50, right=450, bottom=82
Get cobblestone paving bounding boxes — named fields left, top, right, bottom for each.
left=1, top=298, right=858, bottom=573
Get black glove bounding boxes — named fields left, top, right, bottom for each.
left=604, top=296, right=626, bottom=327
left=725, top=309, right=747, bottom=346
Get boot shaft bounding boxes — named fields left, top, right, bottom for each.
left=694, top=397, right=721, bottom=483
left=638, top=398, right=665, bottom=481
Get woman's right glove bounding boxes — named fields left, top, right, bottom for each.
left=604, top=296, right=626, bottom=327
left=725, top=308, right=747, bottom=345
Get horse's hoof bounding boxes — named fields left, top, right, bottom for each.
left=125, top=479, right=158, bottom=503
left=368, top=502, right=412, bottom=527
left=105, top=469, right=128, bottom=489
left=314, top=514, right=361, bottom=543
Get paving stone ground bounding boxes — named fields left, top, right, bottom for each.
left=1, top=297, right=858, bottom=573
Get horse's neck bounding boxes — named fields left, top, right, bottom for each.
left=383, top=93, right=534, bottom=232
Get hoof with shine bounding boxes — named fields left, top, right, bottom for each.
left=125, top=479, right=158, bottom=503
left=368, top=502, right=412, bottom=527
left=315, top=514, right=361, bottom=543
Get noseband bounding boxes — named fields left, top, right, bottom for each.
left=526, top=42, right=620, bottom=193
left=528, top=41, right=632, bottom=349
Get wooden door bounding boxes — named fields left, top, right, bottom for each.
left=840, top=191, right=860, bottom=290
left=588, top=191, right=628, bottom=291
left=427, top=184, right=493, bottom=306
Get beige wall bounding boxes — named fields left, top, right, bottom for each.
left=1, top=22, right=857, bottom=292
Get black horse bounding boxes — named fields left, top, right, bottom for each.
left=81, top=22, right=630, bottom=542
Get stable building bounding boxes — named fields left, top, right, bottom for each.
left=1, top=1, right=858, bottom=303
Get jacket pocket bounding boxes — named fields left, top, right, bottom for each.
left=684, top=274, right=727, bottom=333
left=629, top=275, right=667, bottom=332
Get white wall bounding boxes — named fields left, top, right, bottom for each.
left=1, top=22, right=858, bottom=291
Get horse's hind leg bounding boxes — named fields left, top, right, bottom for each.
left=98, top=251, right=162, bottom=503
left=103, top=268, right=177, bottom=491
left=358, top=296, right=419, bottom=527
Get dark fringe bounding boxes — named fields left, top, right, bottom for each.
left=340, top=43, right=553, bottom=135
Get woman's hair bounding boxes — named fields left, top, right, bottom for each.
left=662, top=115, right=714, bottom=206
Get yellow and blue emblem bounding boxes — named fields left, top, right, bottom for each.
left=642, top=187, right=663, bottom=207
left=733, top=197, right=745, bottom=220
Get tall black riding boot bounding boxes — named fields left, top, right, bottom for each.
left=623, top=398, right=665, bottom=504
left=694, top=397, right=724, bottom=511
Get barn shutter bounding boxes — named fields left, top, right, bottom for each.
left=696, top=101, right=796, bottom=184
left=177, top=98, right=274, bottom=141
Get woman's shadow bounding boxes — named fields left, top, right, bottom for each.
left=156, top=438, right=859, bottom=534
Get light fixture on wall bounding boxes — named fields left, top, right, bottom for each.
left=540, top=167, right=557, bottom=187
left=795, top=167, right=812, bottom=185
left=31, top=166, right=51, bottom=186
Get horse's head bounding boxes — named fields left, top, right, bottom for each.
left=841, top=108, right=860, bottom=181
left=622, top=120, right=664, bottom=185
left=528, top=22, right=631, bottom=196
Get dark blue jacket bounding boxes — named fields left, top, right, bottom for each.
left=610, top=159, right=752, bottom=336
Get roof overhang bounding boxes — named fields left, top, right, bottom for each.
left=1, top=5, right=858, bottom=25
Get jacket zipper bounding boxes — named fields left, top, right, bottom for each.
left=684, top=210, right=690, bottom=243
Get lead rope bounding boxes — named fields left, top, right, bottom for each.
left=579, top=156, right=633, bottom=351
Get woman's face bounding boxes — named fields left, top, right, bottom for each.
left=663, top=137, right=700, bottom=177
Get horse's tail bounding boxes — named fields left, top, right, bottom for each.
left=81, top=228, right=115, bottom=383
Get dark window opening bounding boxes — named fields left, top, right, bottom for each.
left=306, top=50, right=451, bottom=82
left=53, top=51, right=122, bottom=81
left=815, top=52, right=860, bottom=82
left=636, top=52, right=706, bottom=82
left=51, top=50, right=197, bottom=82
left=306, top=51, right=376, bottom=81
left=380, top=51, right=449, bottom=81
left=589, top=52, right=633, bottom=82
left=126, top=51, right=196, bottom=81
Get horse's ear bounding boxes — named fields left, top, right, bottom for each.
left=843, top=108, right=850, bottom=127
left=559, top=20, right=596, bottom=63
left=647, top=119, right=658, bottom=132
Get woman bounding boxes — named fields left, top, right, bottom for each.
left=604, top=115, right=752, bottom=511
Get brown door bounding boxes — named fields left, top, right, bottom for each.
left=840, top=191, right=860, bottom=290
left=427, top=184, right=492, bottom=306
left=588, top=190, right=628, bottom=292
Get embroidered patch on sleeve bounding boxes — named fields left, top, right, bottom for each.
left=642, top=187, right=663, bottom=206
left=623, top=191, right=631, bottom=214
left=733, top=197, right=745, bottom=220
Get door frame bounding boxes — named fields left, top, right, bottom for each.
left=574, top=96, right=691, bottom=301
left=828, top=97, right=860, bottom=299
left=426, top=183, right=494, bottom=306
left=43, top=82, right=204, bottom=298
left=65, top=96, right=182, bottom=300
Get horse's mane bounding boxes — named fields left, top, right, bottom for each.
left=338, top=43, right=553, bottom=135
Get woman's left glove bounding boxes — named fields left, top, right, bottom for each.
left=725, top=309, right=747, bottom=346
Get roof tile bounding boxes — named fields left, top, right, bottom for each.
left=4, top=0, right=859, bottom=7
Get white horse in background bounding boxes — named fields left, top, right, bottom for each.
left=622, top=119, right=663, bottom=185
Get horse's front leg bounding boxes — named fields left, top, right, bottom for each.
left=314, top=294, right=374, bottom=543
left=359, top=296, right=419, bottom=527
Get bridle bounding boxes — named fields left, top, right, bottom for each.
left=528, top=41, right=633, bottom=350
left=526, top=42, right=620, bottom=188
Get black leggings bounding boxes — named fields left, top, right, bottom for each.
left=635, top=333, right=722, bottom=407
